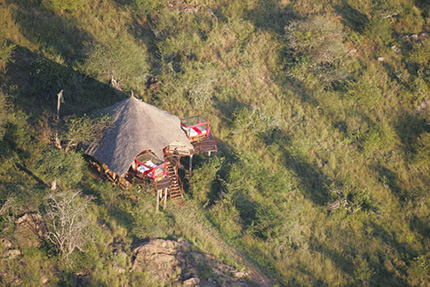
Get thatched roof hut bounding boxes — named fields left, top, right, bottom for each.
left=85, top=97, right=193, bottom=177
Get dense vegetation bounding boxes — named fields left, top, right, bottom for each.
left=1, top=0, right=430, bottom=285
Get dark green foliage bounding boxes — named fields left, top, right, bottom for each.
left=0, top=91, right=8, bottom=138
left=33, top=149, right=84, bottom=188
left=130, top=0, right=164, bottom=16
left=1, top=0, right=430, bottom=285
left=62, top=113, right=111, bottom=152
left=0, top=35, right=15, bottom=73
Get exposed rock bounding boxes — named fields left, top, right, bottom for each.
left=41, top=275, right=49, bottom=284
left=15, top=213, right=47, bottom=248
left=347, top=48, right=357, bottom=56
left=2, top=249, right=21, bottom=258
left=416, top=99, right=430, bottom=114
left=402, top=32, right=428, bottom=42
left=390, top=45, right=401, bottom=53
left=114, top=267, right=126, bottom=274
left=183, top=7, right=198, bottom=13
left=131, top=239, right=251, bottom=286
left=0, top=238, right=13, bottom=249
left=419, top=32, right=428, bottom=40
left=327, top=200, right=340, bottom=212
left=234, top=271, right=248, bottom=279
left=131, top=239, right=188, bottom=282
left=183, top=277, right=200, bottom=286
left=377, top=57, right=385, bottom=62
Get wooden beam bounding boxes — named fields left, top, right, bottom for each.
left=156, top=189, right=160, bottom=211
left=163, top=188, right=168, bottom=210
left=189, top=155, right=193, bottom=173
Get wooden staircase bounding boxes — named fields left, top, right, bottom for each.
left=166, top=163, right=182, bottom=199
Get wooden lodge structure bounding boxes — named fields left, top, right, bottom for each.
left=85, top=97, right=217, bottom=209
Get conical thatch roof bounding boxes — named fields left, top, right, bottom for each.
left=85, top=97, right=193, bottom=177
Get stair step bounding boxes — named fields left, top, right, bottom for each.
left=164, top=163, right=183, bottom=199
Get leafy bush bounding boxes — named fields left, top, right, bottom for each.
left=83, top=34, right=150, bottom=93
left=409, top=38, right=430, bottom=80
left=285, top=15, right=347, bottom=69
left=62, top=113, right=111, bottom=152
left=414, top=132, right=430, bottom=168
left=131, top=0, right=164, bottom=16
left=353, top=257, right=375, bottom=286
left=0, top=35, right=15, bottom=73
left=189, top=156, right=223, bottom=205
left=41, top=0, right=85, bottom=13
left=34, top=149, right=84, bottom=188
left=0, top=90, right=8, bottom=138
left=209, top=199, right=243, bottom=240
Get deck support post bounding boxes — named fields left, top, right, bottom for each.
left=156, top=189, right=160, bottom=211
left=163, top=188, right=168, bottom=210
left=189, top=155, right=193, bottom=173
left=208, top=151, right=211, bottom=157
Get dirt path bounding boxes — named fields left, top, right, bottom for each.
left=169, top=202, right=274, bottom=286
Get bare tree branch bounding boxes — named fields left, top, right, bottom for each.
left=44, top=190, right=93, bottom=256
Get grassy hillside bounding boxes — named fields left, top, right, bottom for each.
left=1, top=0, right=430, bottom=285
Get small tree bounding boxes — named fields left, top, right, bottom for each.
left=62, top=114, right=111, bottom=153
left=44, top=190, right=93, bottom=256
left=285, top=16, right=346, bottom=66
left=34, top=149, right=85, bottom=189
left=285, top=15, right=348, bottom=82
left=0, top=36, right=15, bottom=73
left=0, top=90, right=8, bottom=138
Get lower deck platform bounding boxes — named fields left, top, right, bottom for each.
left=126, top=169, right=172, bottom=190
left=191, top=135, right=218, bottom=154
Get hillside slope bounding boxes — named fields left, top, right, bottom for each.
left=1, top=0, right=430, bottom=286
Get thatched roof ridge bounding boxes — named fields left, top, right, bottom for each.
left=85, top=97, right=193, bottom=176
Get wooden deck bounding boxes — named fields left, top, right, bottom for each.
left=191, top=135, right=218, bottom=154
left=126, top=168, right=172, bottom=190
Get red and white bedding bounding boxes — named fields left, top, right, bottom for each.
left=137, top=160, right=163, bottom=177
left=182, top=125, right=207, bottom=137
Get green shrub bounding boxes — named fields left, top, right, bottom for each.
left=34, top=149, right=84, bottom=188
left=62, top=113, right=111, bottom=152
left=414, top=132, right=430, bottom=168
left=131, top=0, right=164, bottom=16
left=189, top=156, right=223, bottom=205
left=41, top=0, right=84, bottom=13
left=285, top=16, right=346, bottom=66
left=365, top=17, right=393, bottom=46
left=353, top=257, right=374, bottom=286
left=409, top=38, right=430, bottom=80
left=409, top=254, right=430, bottom=285
left=0, top=90, right=8, bottom=138
left=83, top=34, right=150, bottom=93
left=0, top=36, right=15, bottom=73
left=209, top=199, right=243, bottom=240
left=393, top=3, right=424, bottom=33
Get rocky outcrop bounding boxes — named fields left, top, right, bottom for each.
left=14, top=213, right=47, bottom=248
left=131, top=239, right=251, bottom=286
left=402, top=32, right=429, bottom=42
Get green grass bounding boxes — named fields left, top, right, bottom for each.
left=0, top=0, right=429, bottom=285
